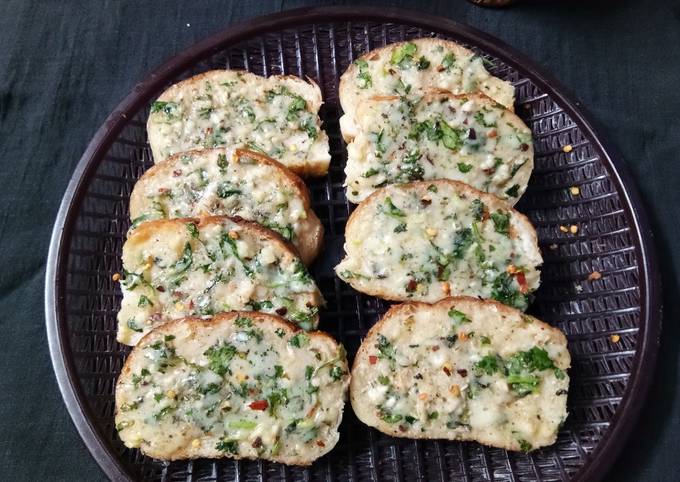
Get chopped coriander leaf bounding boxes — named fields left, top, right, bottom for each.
left=505, top=184, right=520, bottom=198
left=216, top=183, right=241, bottom=198
left=457, top=162, right=473, bottom=173
left=440, top=120, right=464, bottom=151
left=289, top=332, right=310, bottom=348
left=441, top=52, right=455, bottom=69
left=490, top=272, right=528, bottom=310
left=234, top=316, right=253, bottom=327
left=475, top=355, right=500, bottom=375
left=452, top=228, right=473, bottom=259
left=127, top=319, right=143, bottom=333
left=150, top=101, right=178, bottom=117
left=355, top=59, right=372, bottom=89
left=204, top=342, right=237, bottom=376
left=330, top=366, right=345, bottom=381
left=215, top=439, right=239, bottom=454
left=216, top=153, right=228, bottom=171
left=490, top=210, right=511, bottom=236
left=174, top=243, right=193, bottom=274
left=448, top=309, right=471, bottom=324
left=381, top=197, right=406, bottom=219
left=380, top=411, right=403, bottom=424
left=416, top=56, right=430, bottom=70
left=186, top=222, right=199, bottom=238
left=137, top=295, right=154, bottom=307
left=390, top=42, right=418, bottom=68
left=518, top=439, right=532, bottom=453
left=471, top=199, right=485, bottom=221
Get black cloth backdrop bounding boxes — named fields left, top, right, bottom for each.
left=1, top=1, right=678, bottom=480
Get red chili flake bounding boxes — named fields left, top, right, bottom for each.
left=276, top=307, right=288, bottom=316
left=369, top=355, right=378, bottom=365
left=172, top=169, right=182, bottom=177
left=156, top=286, right=165, bottom=292
left=316, top=440, right=325, bottom=447
left=515, top=272, right=528, bottom=294
left=431, top=345, right=440, bottom=352
left=249, top=400, right=269, bottom=411
left=442, top=366, right=451, bottom=376
left=520, top=143, right=529, bottom=152
left=420, top=198, right=432, bottom=207
left=457, top=369, right=468, bottom=377
left=158, top=188, right=170, bottom=195
left=251, top=437, right=263, bottom=449
left=398, top=425, right=407, bottom=433
left=406, top=279, right=418, bottom=292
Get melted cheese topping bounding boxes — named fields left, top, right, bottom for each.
left=340, top=38, right=514, bottom=120
left=351, top=298, right=569, bottom=451
left=115, top=314, right=349, bottom=463
left=117, top=218, right=323, bottom=346
left=129, top=148, right=320, bottom=263
left=344, top=93, right=533, bottom=204
left=147, top=71, right=330, bottom=174
left=336, top=181, right=542, bottom=309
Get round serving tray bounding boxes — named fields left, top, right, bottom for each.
left=45, top=6, right=662, bottom=482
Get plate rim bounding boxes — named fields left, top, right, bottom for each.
left=45, top=6, right=663, bottom=481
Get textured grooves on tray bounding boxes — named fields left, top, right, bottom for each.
left=60, top=21, right=641, bottom=481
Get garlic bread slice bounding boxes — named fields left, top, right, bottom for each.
left=335, top=180, right=541, bottom=310
left=117, top=217, right=323, bottom=345
left=130, top=147, right=323, bottom=265
left=116, top=312, right=349, bottom=464
left=147, top=70, right=330, bottom=176
left=339, top=37, right=515, bottom=141
left=351, top=297, right=569, bottom=452
left=344, top=91, right=533, bottom=204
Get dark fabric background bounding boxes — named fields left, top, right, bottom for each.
left=1, top=1, right=677, bottom=480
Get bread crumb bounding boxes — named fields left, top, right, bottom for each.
left=610, top=334, right=621, bottom=343
left=191, top=439, right=201, bottom=448
left=559, top=225, right=569, bottom=233
left=449, top=384, right=461, bottom=397
left=112, top=273, right=121, bottom=282
left=570, top=186, right=580, bottom=196
left=175, top=302, right=184, bottom=311
left=569, top=225, right=579, bottom=234
left=228, top=230, right=239, bottom=240
left=418, top=392, right=428, bottom=400
left=588, top=271, right=602, bottom=281
left=562, top=144, right=573, bottom=153
left=166, top=390, right=177, bottom=399
left=426, top=227, right=438, bottom=237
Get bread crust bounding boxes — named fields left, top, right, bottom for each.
left=350, top=296, right=569, bottom=451
left=129, top=147, right=324, bottom=265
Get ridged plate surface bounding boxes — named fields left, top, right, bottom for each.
left=45, top=7, right=661, bottom=482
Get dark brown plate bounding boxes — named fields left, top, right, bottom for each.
left=45, top=6, right=662, bottom=482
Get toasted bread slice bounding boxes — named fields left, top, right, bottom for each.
left=339, top=38, right=515, bottom=141
left=335, top=180, right=542, bottom=310
left=129, top=147, right=324, bottom=265
left=343, top=91, right=533, bottom=204
left=117, top=216, right=324, bottom=345
left=351, top=297, right=569, bottom=452
left=115, top=312, right=350, bottom=464
left=147, top=70, right=330, bottom=176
